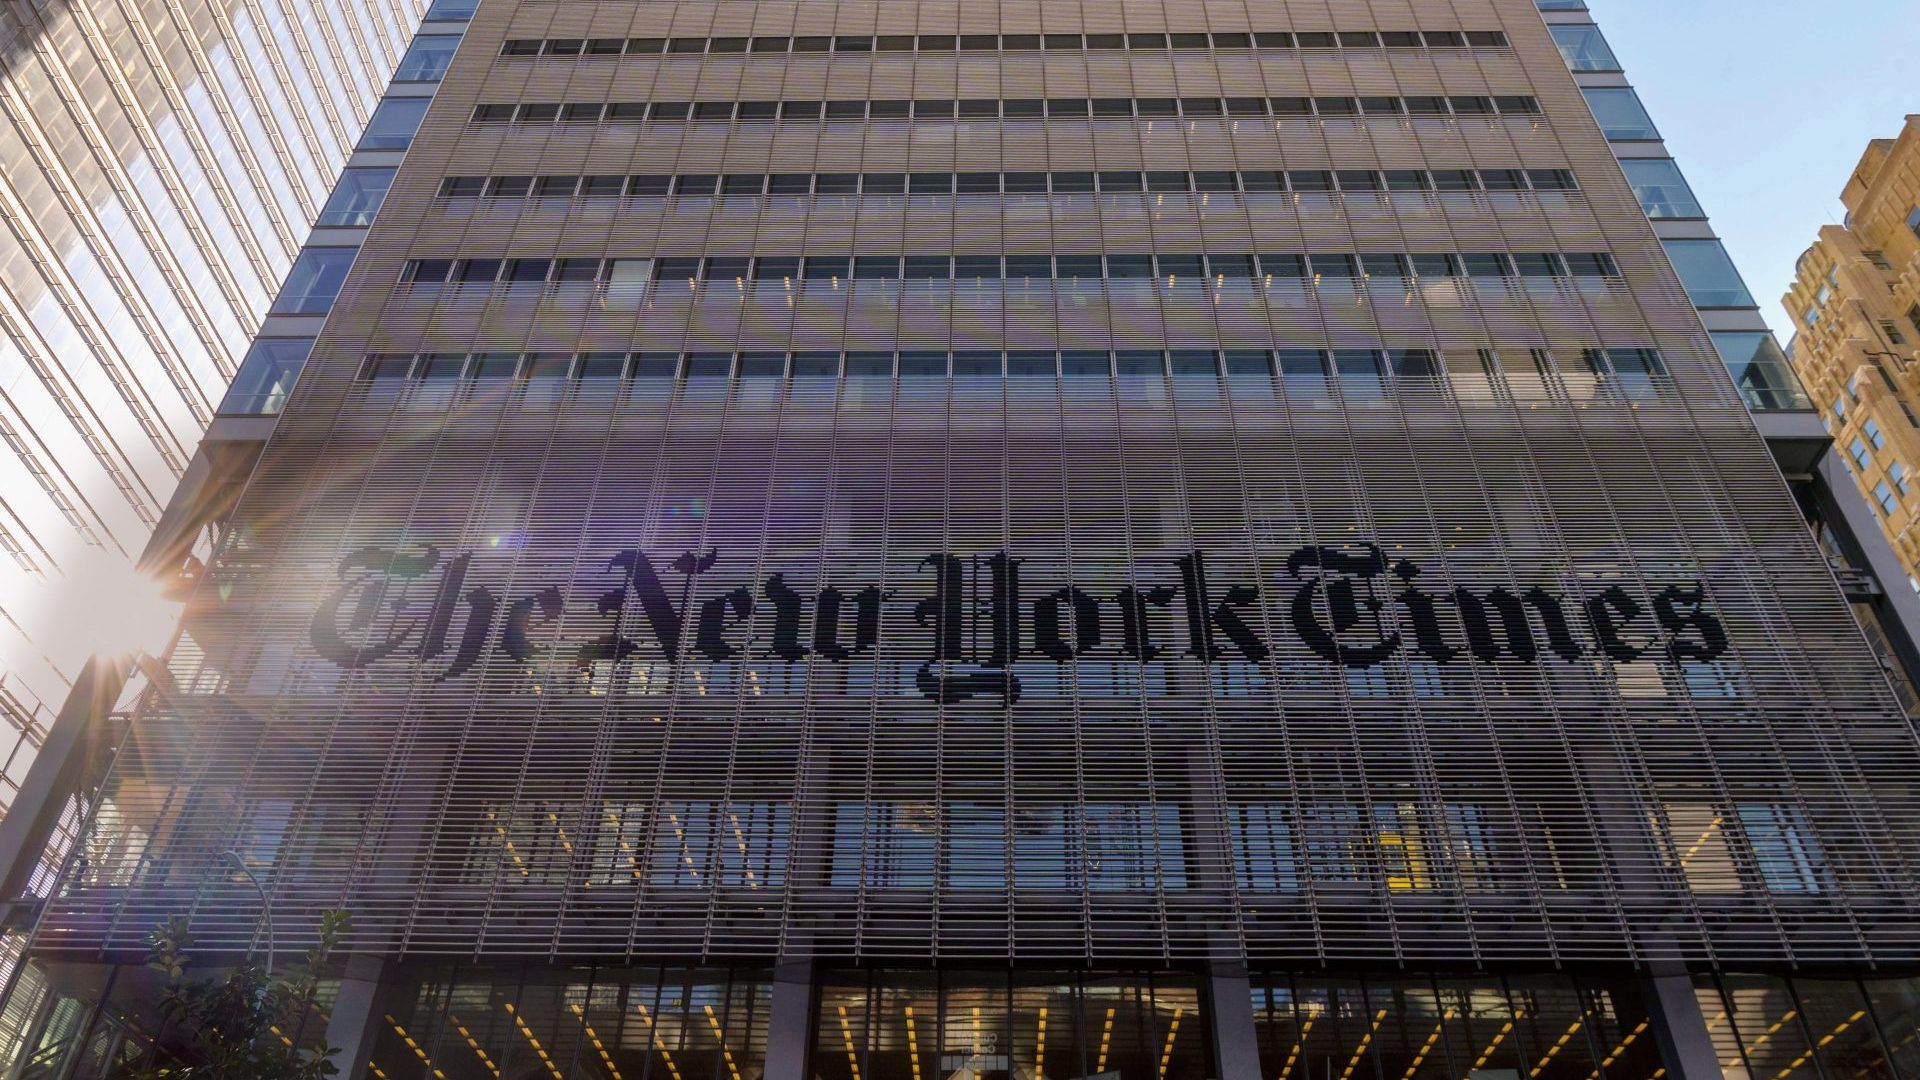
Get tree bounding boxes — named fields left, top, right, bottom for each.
left=127, top=909, right=353, bottom=1079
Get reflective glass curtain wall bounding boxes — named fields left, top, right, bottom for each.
left=0, top=0, right=426, bottom=806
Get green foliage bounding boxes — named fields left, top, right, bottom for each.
left=125, top=909, right=353, bottom=1080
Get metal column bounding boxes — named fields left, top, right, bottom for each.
left=761, top=957, right=814, bottom=1080
left=1644, top=970, right=1723, bottom=1079
left=323, top=955, right=390, bottom=1080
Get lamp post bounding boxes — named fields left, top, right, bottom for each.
left=220, top=850, right=275, bottom=979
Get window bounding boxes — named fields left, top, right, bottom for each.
left=1877, top=480, right=1900, bottom=516
left=1620, top=158, right=1702, bottom=218
left=1582, top=87, right=1659, bottom=140
left=394, top=34, right=460, bottom=80
left=270, top=247, right=356, bottom=314
left=1833, top=394, right=1847, bottom=420
left=1909, top=206, right=1920, bottom=242
left=1737, top=803, right=1826, bottom=894
left=1867, top=418, right=1887, bottom=449
left=1851, top=437, right=1872, bottom=469
left=1865, top=249, right=1894, bottom=271
left=1711, top=332, right=1807, bottom=412
left=1895, top=462, right=1910, bottom=495
left=1883, top=320, right=1906, bottom=345
left=422, top=0, right=476, bottom=18
left=357, top=97, right=430, bottom=149
left=218, top=338, right=312, bottom=415
left=1589, top=347, right=1665, bottom=387
left=1232, top=805, right=1298, bottom=890
left=1549, top=24, right=1619, bottom=70
left=315, top=167, right=396, bottom=227
left=1662, top=239, right=1755, bottom=307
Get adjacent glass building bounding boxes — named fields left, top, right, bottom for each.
left=5, top=0, right=1920, bottom=1077
left=0, top=0, right=429, bottom=818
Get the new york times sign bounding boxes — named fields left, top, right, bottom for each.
left=307, top=544, right=1729, bottom=703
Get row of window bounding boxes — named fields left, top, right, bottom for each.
left=400, top=250, right=1621, bottom=285
left=470, top=94, right=1544, bottom=124
left=441, top=166, right=1580, bottom=199
left=498, top=28, right=1512, bottom=58
left=354, top=346, right=1666, bottom=385
left=436, top=796, right=1822, bottom=897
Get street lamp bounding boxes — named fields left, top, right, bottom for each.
left=220, top=850, right=275, bottom=978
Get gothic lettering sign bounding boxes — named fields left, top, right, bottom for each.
left=307, top=543, right=1730, bottom=703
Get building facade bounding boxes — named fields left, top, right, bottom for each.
left=0, top=0, right=433, bottom=818
left=1542, top=21, right=1920, bottom=718
left=1783, top=118, right=1920, bottom=596
left=5, top=1, right=1920, bottom=1078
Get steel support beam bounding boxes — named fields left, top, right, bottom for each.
left=323, top=955, right=390, bottom=1080
left=1645, top=971, right=1723, bottom=1079
left=1208, top=963, right=1263, bottom=1080
left=762, top=957, right=814, bottom=1080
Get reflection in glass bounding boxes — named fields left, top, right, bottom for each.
left=268, top=247, right=356, bottom=314
left=368, top=965, right=771, bottom=1080
left=1550, top=23, right=1621, bottom=70
left=357, top=96, right=431, bottom=149
left=1621, top=158, right=1705, bottom=218
left=814, top=970, right=1209, bottom=1079
left=315, top=167, right=396, bottom=227
left=1663, top=239, right=1757, bottom=308
left=1255, top=974, right=1660, bottom=1080
left=218, top=338, right=313, bottom=414
left=394, top=34, right=461, bottom=81
left=1582, top=87, right=1660, bottom=140
left=1712, top=331, right=1810, bottom=411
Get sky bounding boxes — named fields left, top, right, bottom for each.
left=1590, top=0, right=1917, bottom=332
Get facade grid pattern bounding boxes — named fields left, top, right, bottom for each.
left=17, top=7, right=1920, bottom=1077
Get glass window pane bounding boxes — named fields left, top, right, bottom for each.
left=218, top=338, right=312, bottom=414
left=1712, top=331, right=1809, bottom=411
left=422, top=0, right=477, bottom=18
left=357, top=97, right=431, bottom=149
left=1621, top=157, right=1704, bottom=218
left=1664, top=238, right=1757, bottom=307
left=269, top=247, right=356, bottom=314
left=1582, top=86, right=1660, bottom=139
left=394, top=34, right=461, bottom=80
left=1550, top=23, right=1620, bottom=70
left=315, top=167, right=396, bottom=227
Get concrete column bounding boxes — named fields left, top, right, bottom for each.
left=323, top=955, right=390, bottom=1080
left=762, top=957, right=815, bottom=1080
left=1207, top=963, right=1263, bottom=1080
left=1644, top=970, right=1723, bottom=1080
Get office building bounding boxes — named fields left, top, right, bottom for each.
left=1782, top=118, right=1920, bottom=598
left=5, top=1, right=1920, bottom=1077
left=0, top=0, right=436, bottom=817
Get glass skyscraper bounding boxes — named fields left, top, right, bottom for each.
left=5, top=0, right=1920, bottom=1077
left=0, top=0, right=429, bottom=819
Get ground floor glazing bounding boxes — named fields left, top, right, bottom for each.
left=1, top=959, right=1917, bottom=1079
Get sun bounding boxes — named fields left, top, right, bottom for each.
left=35, top=545, right=183, bottom=665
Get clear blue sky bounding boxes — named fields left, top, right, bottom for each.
left=1591, top=0, right=1916, bottom=330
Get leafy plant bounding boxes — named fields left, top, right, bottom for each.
left=126, top=909, right=352, bottom=1080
